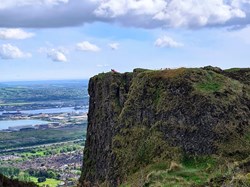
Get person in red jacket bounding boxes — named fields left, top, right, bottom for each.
left=111, top=69, right=118, bottom=73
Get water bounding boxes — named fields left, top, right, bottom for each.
left=0, top=120, right=49, bottom=130
left=21, top=107, right=88, bottom=114
left=0, top=106, right=88, bottom=115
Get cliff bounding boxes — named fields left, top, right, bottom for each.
left=79, top=67, right=250, bottom=187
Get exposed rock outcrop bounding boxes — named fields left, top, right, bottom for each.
left=79, top=67, right=250, bottom=187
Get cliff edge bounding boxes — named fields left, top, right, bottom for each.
left=79, top=67, right=250, bottom=187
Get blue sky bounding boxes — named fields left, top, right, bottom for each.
left=0, top=0, right=250, bottom=81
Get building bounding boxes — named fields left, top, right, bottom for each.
left=37, top=124, right=50, bottom=129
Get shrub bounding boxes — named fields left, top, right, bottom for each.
left=37, top=177, right=46, bottom=183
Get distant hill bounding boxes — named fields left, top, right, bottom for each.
left=79, top=66, right=250, bottom=187
left=0, top=79, right=89, bottom=87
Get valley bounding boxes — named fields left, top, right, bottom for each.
left=0, top=80, right=88, bottom=187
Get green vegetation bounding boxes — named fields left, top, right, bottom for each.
left=0, top=167, right=21, bottom=177
left=0, top=173, right=38, bottom=187
left=193, top=70, right=225, bottom=93
left=143, top=158, right=213, bottom=187
left=81, top=67, right=250, bottom=187
left=0, top=125, right=86, bottom=150
left=117, top=124, right=250, bottom=187
left=113, top=126, right=182, bottom=181
left=0, top=80, right=88, bottom=110
left=224, top=68, right=243, bottom=72
left=11, top=142, right=82, bottom=159
left=30, top=177, right=61, bottom=187
left=119, top=154, right=250, bottom=187
left=0, top=82, right=86, bottom=103
left=112, top=127, right=220, bottom=187
left=196, top=81, right=222, bottom=92
left=0, top=140, right=83, bottom=187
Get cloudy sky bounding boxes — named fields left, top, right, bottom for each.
left=0, top=0, right=250, bottom=81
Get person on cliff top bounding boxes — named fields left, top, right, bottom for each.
left=111, top=69, right=118, bottom=73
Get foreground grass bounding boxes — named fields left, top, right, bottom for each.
left=119, top=156, right=213, bottom=187
left=116, top=127, right=250, bottom=187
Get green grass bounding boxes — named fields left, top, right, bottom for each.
left=194, top=71, right=224, bottom=93
left=182, top=156, right=215, bottom=170
left=193, top=69, right=243, bottom=96
left=150, top=162, right=169, bottom=171
left=21, top=151, right=45, bottom=157
left=224, top=68, right=242, bottom=72
left=120, top=156, right=218, bottom=187
left=30, top=177, right=61, bottom=187
left=196, top=82, right=222, bottom=92
left=150, top=168, right=205, bottom=186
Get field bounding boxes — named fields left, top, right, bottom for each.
left=30, top=177, right=61, bottom=187
left=0, top=124, right=87, bottom=150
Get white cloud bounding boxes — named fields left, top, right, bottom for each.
left=47, top=49, right=67, bottom=62
left=1, top=0, right=250, bottom=29
left=97, top=64, right=110, bottom=67
left=108, top=43, right=119, bottom=50
left=231, top=0, right=250, bottom=8
left=94, top=0, right=166, bottom=17
left=0, top=28, right=34, bottom=40
left=0, top=0, right=97, bottom=28
left=153, top=0, right=245, bottom=28
left=0, top=44, right=31, bottom=59
left=154, top=36, right=183, bottom=48
left=0, top=0, right=69, bottom=9
left=94, top=0, right=248, bottom=28
left=76, top=41, right=100, bottom=52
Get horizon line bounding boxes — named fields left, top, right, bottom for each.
left=0, top=78, right=90, bottom=83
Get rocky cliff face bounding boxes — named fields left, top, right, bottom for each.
left=79, top=72, right=134, bottom=186
left=79, top=67, right=250, bottom=187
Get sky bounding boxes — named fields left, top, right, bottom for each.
left=0, top=0, right=250, bottom=81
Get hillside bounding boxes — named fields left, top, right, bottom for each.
left=79, top=67, right=250, bottom=187
left=0, top=173, right=37, bottom=187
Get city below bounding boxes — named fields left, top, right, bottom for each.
left=0, top=107, right=88, bottom=132
left=0, top=80, right=89, bottom=187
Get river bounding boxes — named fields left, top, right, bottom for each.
left=0, top=106, right=88, bottom=130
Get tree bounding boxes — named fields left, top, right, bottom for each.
left=38, top=177, right=46, bottom=183
left=47, top=171, right=56, bottom=179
